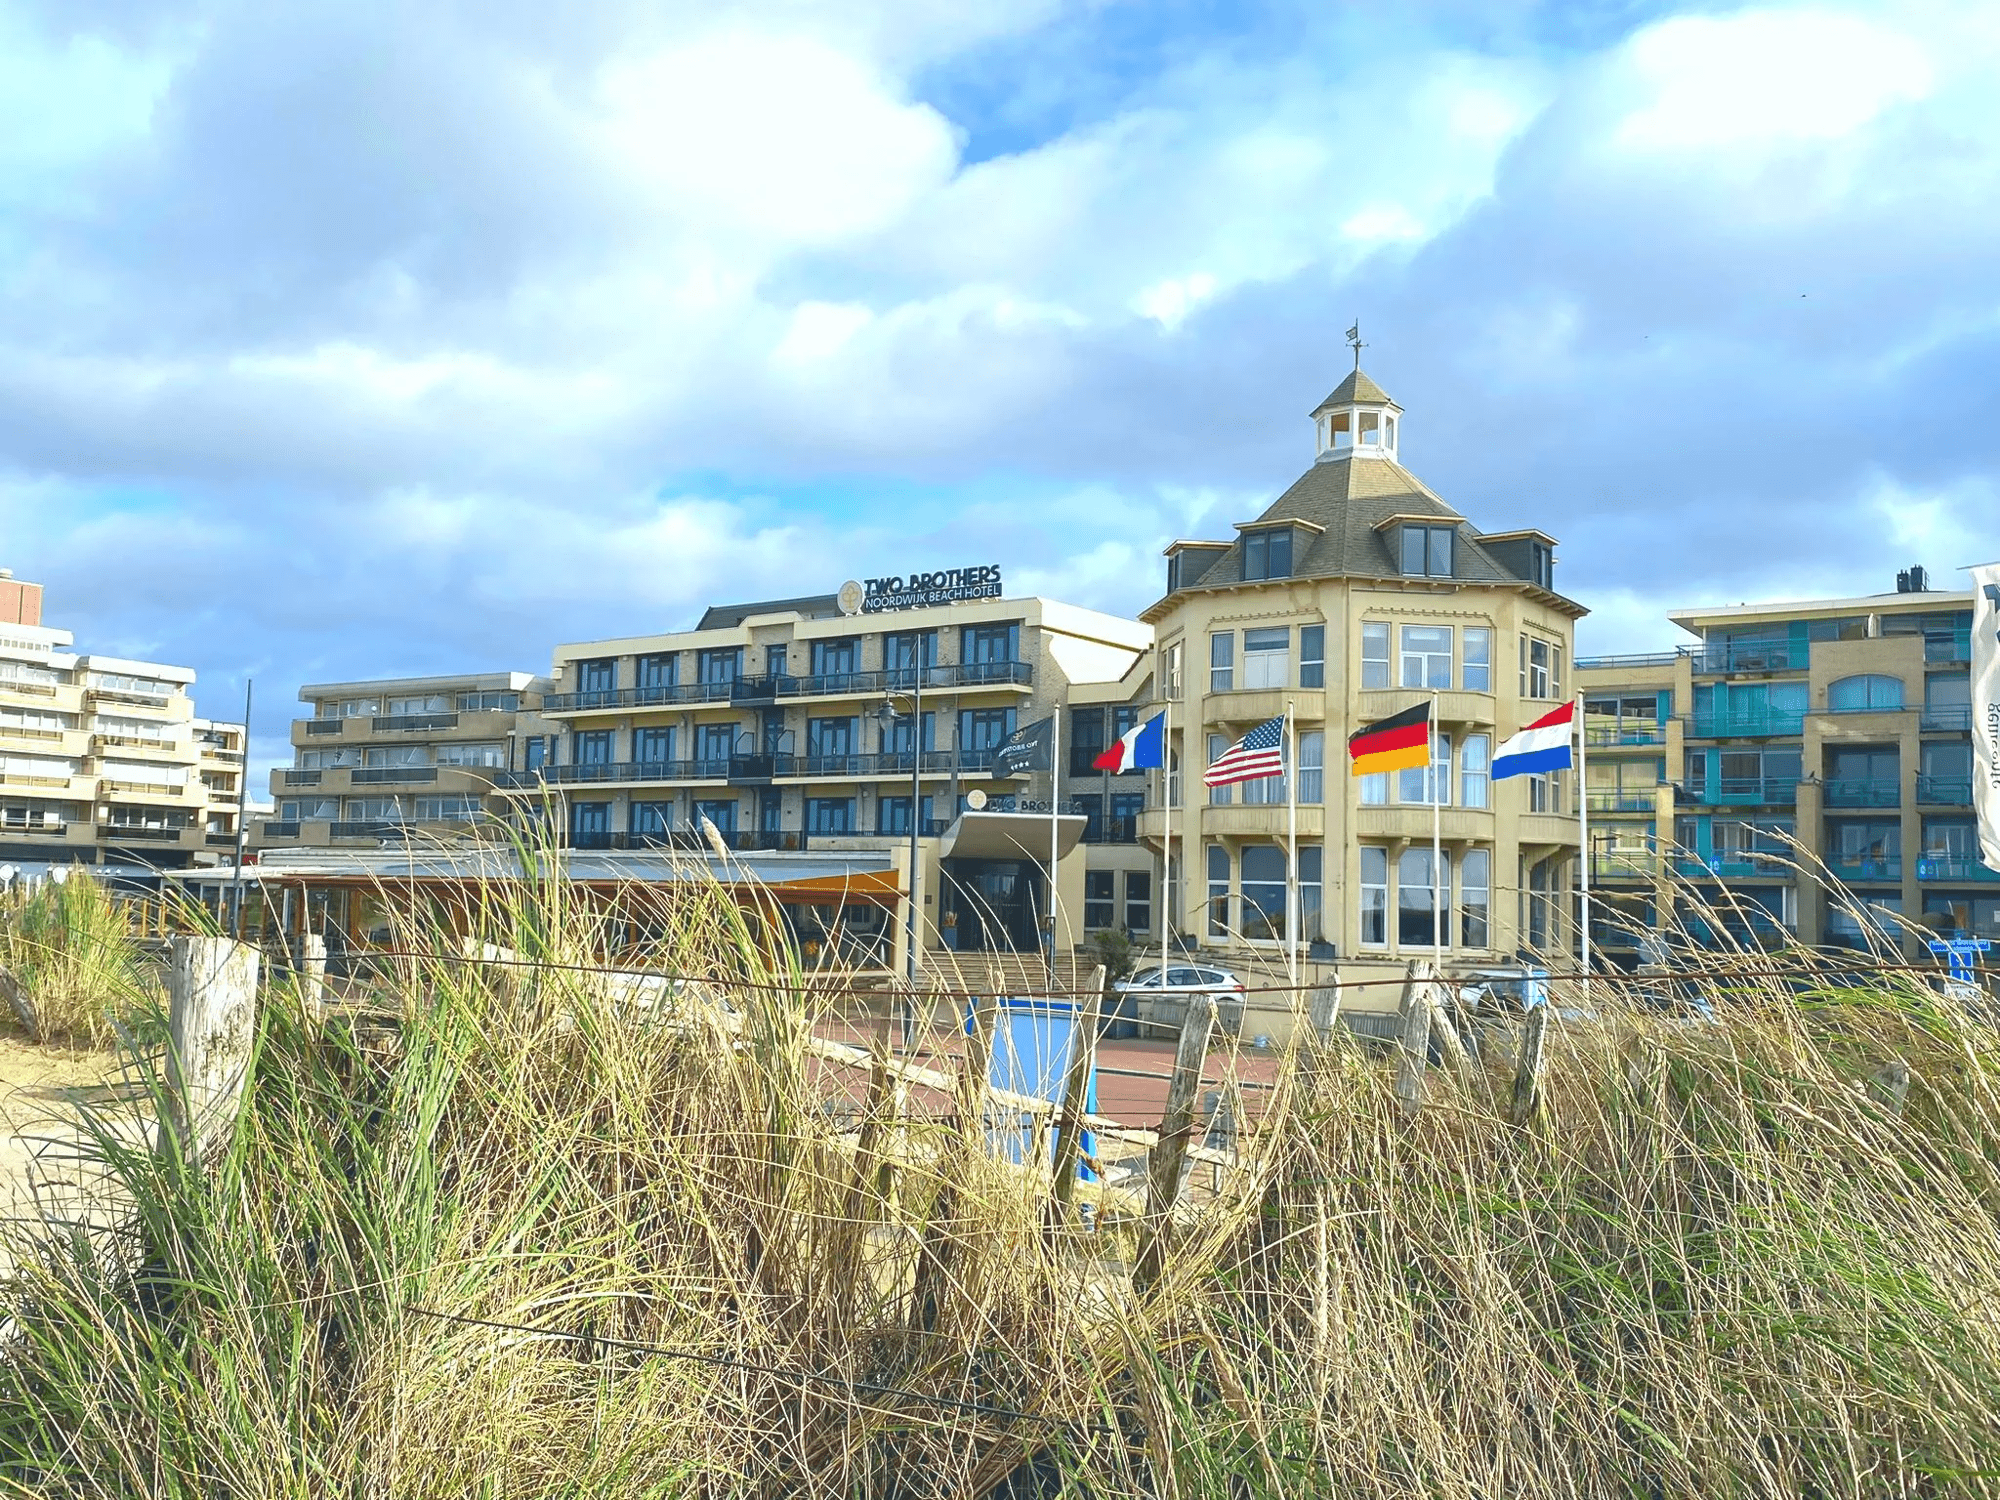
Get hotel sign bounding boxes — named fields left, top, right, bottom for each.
left=841, top=565, right=1003, bottom=615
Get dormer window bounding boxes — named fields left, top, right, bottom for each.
left=1529, top=542, right=1553, bottom=590
left=1400, top=524, right=1454, bottom=578
left=1243, top=527, right=1294, bottom=581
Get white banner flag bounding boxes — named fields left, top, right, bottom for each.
left=1973, top=563, right=2000, bottom=872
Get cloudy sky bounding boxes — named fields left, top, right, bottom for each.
left=2, top=0, right=1994, bottom=776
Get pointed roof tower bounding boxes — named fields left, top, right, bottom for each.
left=1309, top=363, right=1402, bottom=464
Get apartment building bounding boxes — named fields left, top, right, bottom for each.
left=1136, top=366, right=1587, bottom=995
left=507, top=586, right=1152, bottom=962
left=258, top=671, right=555, bottom=848
left=0, top=571, right=246, bottom=868
left=1576, top=572, right=1990, bottom=958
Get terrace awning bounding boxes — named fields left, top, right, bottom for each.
left=938, top=811, right=1085, bottom=863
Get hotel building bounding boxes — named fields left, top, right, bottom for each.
left=1135, top=366, right=1587, bottom=997
left=1575, top=573, right=1990, bottom=957
left=0, top=571, right=247, bottom=868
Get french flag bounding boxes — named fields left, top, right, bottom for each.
left=1492, top=701, right=1576, bottom=780
left=1093, top=711, right=1166, bottom=772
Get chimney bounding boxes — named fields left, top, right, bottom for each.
left=1895, top=565, right=1930, bottom=595
left=0, top=572, right=41, bottom=627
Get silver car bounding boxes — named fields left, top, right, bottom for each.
left=1115, top=963, right=1247, bottom=1037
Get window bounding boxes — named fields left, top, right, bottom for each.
left=344, top=797, right=406, bottom=822
left=1460, top=735, right=1490, bottom=809
left=1400, top=525, right=1454, bottom=578
left=363, top=745, right=429, bottom=768
left=1825, top=896, right=1903, bottom=951
left=1528, top=770, right=1561, bottom=814
left=960, top=622, right=1020, bottom=666
left=1298, top=731, right=1324, bottom=803
left=1520, top=636, right=1560, bottom=699
left=630, top=801, right=673, bottom=836
left=633, top=726, right=675, bottom=764
left=1125, top=871, right=1153, bottom=935
left=1327, top=410, right=1352, bottom=449
left=695, top=723, right=737, bottom=768
left=1398, top=733, right=1451, bottom=806
left=632, top=654, right=676, bottom=691
left=1209, top=632, right=1235, bottom=693
left=414, top=795, right=481, bottom=822
left=807, top=717, right=856, bottom=765
left=523, top=737, right=547, bottom=771
left=1299, top=625, right=1325, bottom=689
left=1923, top=893, right=2000, bottom=942
left=958, top=708, right=1017, bottom=754
left=805, top=797, right=854, bottom=834
left=458, top=690, right=522, bottom=712
left=1073, top=793, right=1105, bottom=842
left=1361, top=622, right=1390, bottom=690
left=577, top=659, right=617, bottom=696
left=298, top=747, right=360, bottom=770
left=1399, top=625, right=1452, bottom=690
left=386, top=693, right=450, bottom=715
left=698, top=648, right=741, bottom=687
left=1463, top=627, right=1492, bottom=692
left=1241, top=846, right=1286, bottom=941
left=1243, top=528, right=1293, bottom=581
left=810, top=639, right=858, bottom=677
left=1207, top=734, right=1233, bottom=805
left=1359, top=410, right=1381, bottom=447
left=1165, top=641, right=1184, bottom=699
left=1206, top=844, right=1231, bottom=937
left=434, top=742, right=504, bottom=768
left=1830, top=819, right=1901, bottom=873
left=766, top=646, right=788, bottom=677
left=1359, top=847, right=1388, bottom=946
left=1923, top=817, right=1977, bottom=861
left=1084, top=871, right=1116, bottom=930
left=1926, top=673, right=1971, bottom=725
left=282, top=797, right=338, bottom=821
left=694, top=799, right=738, bottom=834
left=1529, top=542, right=1553, bottom=590
left=1828, top=675, right=1905, bottom=712
left=1359, top=768, right=1388, bottom=805
left=883, top=710, right=935, bottom=755
left=1243, top=627, right=1290, bottom=689
left=338, top=698, right=379, bottom=717
left=1068, top=708, right=1106, bottom=774
left=885, top=630, right=937, bottom=682
left=1299, top=846, right=1323, bottom=943
left=573, top=730, right=614, bottom=766
left=1460, top=849, right=1490, bottom=948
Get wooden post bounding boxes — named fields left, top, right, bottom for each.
left=1393, top=961, right=1434, bottom=1118
left=1867, top=1059, right=1912, bottom=1118
left=914, top=992, right=996, bottom=1334
left=162, top=935, right=260, bottom=1164
left=1048, top=965, right=1107, bottom=1213
left=1423, top=973, right=1473, bottom=1078
left=293, top=933, right=328, bottom=1018
left=850, top=1018, right=898, bottom=1214
left=1136, top=989, right=1216, bottom=1286
left=1511, top=1003, right=1550, bottom=1125
left=0, top=964, right=38, bottom=1043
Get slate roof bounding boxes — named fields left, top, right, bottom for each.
left=1312, top=368, right=1394, bottom=411
left=697, top=594, right=843, bottom=630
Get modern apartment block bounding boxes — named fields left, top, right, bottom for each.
left=0, top=571, right=247, bottom=868
left=504, top=588, right=1153, bottom=961
left=1575, top=572, right=1988, bottom=958
left=1138, top=366, right=1586, bottom=990
left=258, top=672, right=556, bottom=848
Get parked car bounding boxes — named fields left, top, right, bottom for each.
left=1114, top=964, right=1247, bottom=1038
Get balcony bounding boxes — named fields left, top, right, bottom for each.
left=1080, top=816, right=1141, bottom=845
left=784, top=750, right=954, bottom=780
left=1585, top=723, right=1669, bottom=747
left=305, top=719, right=346, bottom=736
left=1574, top=651, right=1680, bottom=670
left=1916, top=776, right=1972, bottom=805
left=1916, top=857, right=2000, bottom=883
left=1920, top=705, right=1973, bottom=733
left=1825, top=857, right=1901, bottom=883
left=283, top=769, right=323, bottom=786
left=1201, top=804, right=1328, bottom=840
left=329, top=820, right=408, bottom=840
left=374, top=712, right=459, bottom=732
left=1686, top=641, right=1805, bottom=674
left=497, top=760, right=717, bottom=788
left=1687, top=710, right=1806, bottom=739
left=565, top=828, right=814, bottom=853
left=1674, top=855, right=1792, bottom=880
left=1823, top=778, right=1900, bottom=809
left=1590, top=851, right=1660, bottom=880
left=260, top=821, right=301, bottom=839
left=1586, top=789, right=1659, bottom=813
left=1687, top=777, right=1798, bottom=807
left=541, top=661, right=1037, bottom=715
left=352, top=766, right=439, bottom=785
left=101, top=824, right=188, bottom=842
left=206, top=832, right=240, bottom=848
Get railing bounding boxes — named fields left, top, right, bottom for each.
left=1825, top=858, right=1901, bottom=882
left=305, top=719, right=347, bottom=736
left=0, top=724, right=63, bottom=741
left=1920, top=705, right=1973, bottom=732
left=1675, top=855, right=1792, bottom=879
left=565, top=828, right=812, bottom=853
left=91, top=734, right=180, bottom=751
left=541, top=661, right=1035, bottom=714
left=860, top=819, right=951, bottom=839
left=0, top=678, right=59, bottom=697
left=1916, top=857, right=2000, bottom=882
left=1591, top=851, right=1660, bottom=880
left=1686, top=710, right=1806, bottom=739
left=329, top=821, right=407, bottom=839
left=1686, top=641, right=1805, bottom=674
left=102, top=824, right=186, bottom=841
left=1823, top=778, right=1900, bottom=808
left=353, top=766, right=438, bottom=784
left=1692, top=777, right=1799, bottom=807
left=1585, top=723, right=1669, bottom=747
left=86, top=684, right=175, bottom=705
left=1574, top=651, right=1680, bottom=670
left=1080, top=816, right=1140, bottom=845
left=501, top=751, right=990, bottom=788
left=0, top=818, right=68, bottom=836
left=100, top=779, right=191, bottom=795
left=1916, top=776, right=1972, bottom=805
left=261, top=821, right=301, bottom=838
left=789, top=750, right=954, bottom=778
left=1586, top=789, right=1658, bottom=813
left=0, top=770, right=74, bottom=787
left=283, top=769, right=323, bottom=785
left=373, top=712, right=458, bottom=732
left=206, top=833, right=239, bottom=847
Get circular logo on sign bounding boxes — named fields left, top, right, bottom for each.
left=836, top=580, right=865, bottom=616
left=965, top=789, right=988, bottom=811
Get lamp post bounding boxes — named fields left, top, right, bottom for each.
left=874, top=678, right=924, bottom=988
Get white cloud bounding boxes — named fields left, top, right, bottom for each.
left=1133, top=272, right=1217, bottom=330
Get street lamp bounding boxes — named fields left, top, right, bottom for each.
left=873, top=685, right=923, bottom=990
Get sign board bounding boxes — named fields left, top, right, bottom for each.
left=843, top=565, right=1003, bottom=615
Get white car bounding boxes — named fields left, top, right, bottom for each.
left=1115, top=964, right=1247, bottom=1037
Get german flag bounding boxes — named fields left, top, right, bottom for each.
left=1348, top=701, right=1432, bottom=776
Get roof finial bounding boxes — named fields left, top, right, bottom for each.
left=1345, top=319, right=1366, bottom=372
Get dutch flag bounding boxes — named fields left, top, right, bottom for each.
left=1491, top=701, right=1576, bottom=781
left=1093, top=711, right=1166, bottom=772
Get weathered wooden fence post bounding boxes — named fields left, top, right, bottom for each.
left=0, top=963, right=37, bottom=1043
left=1136, top=989, right=1217, bottom=1286
left=1511, top=1002, right=1550, bottom=1125
left=913, top=993, right=997, bottom=1333
left=293, top=932, right=328, bottom=1018
left=1048, top=965, right=1107, bottom=1216
left=162, top=935, right=260, bottom=1163
left=1393, top=960, right=1434, bottom=1118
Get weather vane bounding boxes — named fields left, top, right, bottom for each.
left=1345, top=320, right=1366, bottom=371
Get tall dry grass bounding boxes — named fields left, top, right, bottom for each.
left=2, top=851, right=2000, bottom=1496
left=0, top=869, right=165, bottom=1049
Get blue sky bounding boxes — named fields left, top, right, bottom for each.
left=0, top=0, right=1994, bottom=781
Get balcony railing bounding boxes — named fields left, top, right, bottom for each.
left=1674, top=855, right=1793, bottom=879
left=1586, top=789, right=1659, bottom=813
left=1920, top=705, right=1973, bottom=732
left=206, top=833, right=239, bottom=847
left=564, top=828, right=813, bottom=853
left=1687, top=777, right=1799, bottom=807
left=1825, top=857, right=1901, bottom=882
left=860, top=818, right=951, bottom=839
left=1687, top=710, right=1807, bottom=739
left=1916, top=776, right=1972, bottom=805
left=352, top=766, right=439, bottom=784
left=1916, top=857, right=2000, bottom=883
left=1590, top=851, right=1660, bottom=880
left=788, top=750, right=955, bottom=778
left=1687, top=641, right=1805, bottom=674
left=1584, top=724, right=1669, bottom=747
left=501, top=750, right=992, bottom=788
left=329, top=821, right=407, bottom=839
left=305, top=719, right=346, bottom=736
left=1823, top=778, right=1900, bottom=808
left=283, top=769, right=323, bottom=786
left=102, top=824, right=186, bottom=841
left=1080, top=816, right=1140, bottom=845
left=1574, top=651, right=1680, bottom=670
left=260, top=821, right=301, bottom=838
left=541, top=661, right=1035, bottom=714
left=374, top=712, right=459, bottom=732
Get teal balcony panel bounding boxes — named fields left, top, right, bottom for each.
left=1823, top=778, right=1900, bottom=809
left=1915, top=858, right=2000, bottom=883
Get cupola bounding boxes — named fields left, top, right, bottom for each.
left=1310, top=365, right=1401, bottom=463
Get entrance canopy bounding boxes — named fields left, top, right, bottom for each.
left=939, top=812, right=1085, bottom=863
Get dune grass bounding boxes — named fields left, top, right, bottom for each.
left=3, top=856, right=2000, bottom=1496
left=0, top=870, right=166, bottom=1050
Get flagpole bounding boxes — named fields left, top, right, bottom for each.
left=1050, top=708, right=1061, bottom=988
left=1161, top=693, right=1172, bottom=989
left=1285, top=699, right=1298, bottom=1000
left=1432, top=693, right=1443, bottom=971
left=1576, top=690, right=1591, bottom=984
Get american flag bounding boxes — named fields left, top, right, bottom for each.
left=1203, top=714, right=1287, bottom=787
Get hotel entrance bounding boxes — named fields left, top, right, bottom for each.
left=940, top=857, right=1046, bottom=953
